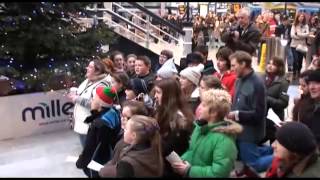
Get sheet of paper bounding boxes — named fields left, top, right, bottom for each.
left=166, top=151, right=183, bottom=164
left=267, top=108, right=282, bottom=127
left=87, top=160, right=104, bottom=172
left=65, top=155, right=78, bottom=163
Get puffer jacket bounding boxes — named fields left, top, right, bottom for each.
left=181, top=120, right=238, bottom=177
left=263, top=75, right=290, bottom=120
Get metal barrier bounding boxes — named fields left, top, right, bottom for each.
left=259, top=36, right=287, bottom=73
left=264, top=36, right=286, bottom=63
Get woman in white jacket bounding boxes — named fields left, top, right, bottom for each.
left=68, top=59, right=112, bottom=147
left=290, top=13, right=309, bottom=79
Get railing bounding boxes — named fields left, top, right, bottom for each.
left=110, top=2, right=182, bottom=46
left=79, top=2, right=192, bottom=61
left=127, top=2, right=185, bottom=35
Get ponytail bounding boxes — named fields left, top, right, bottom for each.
left=129, top=115, right=163, bottom=176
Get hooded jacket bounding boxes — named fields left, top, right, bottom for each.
left=99, top=139, right=163, bottom=177
left=181, top=120, right=238, bottom=177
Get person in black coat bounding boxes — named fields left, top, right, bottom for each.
left=260, top=57, right=289, bottom=145
left=75, top=86, right=121, bottom=178
left=275, top=15, right=294, bottom=72
left=221, top=8, right=261, bottom=56
left=298, top=69, right=320, bottom=147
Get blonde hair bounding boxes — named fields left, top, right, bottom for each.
left=201, top=89, right=232, bottom=120
left=129, top=115, right=163, bottom=175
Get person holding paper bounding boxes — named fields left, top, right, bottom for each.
left=75, top=86, right=121, bottom=178
left=171, top=89, right=238, bottom=177
left=99, top=101, right=149, bottom=177
left=153, top=78, right=194, bottom=177
left=260, top=57, right=289, bottom=145
left=227, top=51, right=273, bottom=173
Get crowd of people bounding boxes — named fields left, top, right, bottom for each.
left=190, top=8, right=320, bottom=77
left=66, top=7, right=320, bottom=178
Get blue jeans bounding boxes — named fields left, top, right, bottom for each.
left=237, top=141, right=273, bottom=172
left=291, top=47, right=306, bottom=74
left=286, top=45, right=294, bottom=71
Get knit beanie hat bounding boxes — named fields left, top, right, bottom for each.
left=180, top=63, right=204, bottom=86
left=306, top=69, right=320, bottom=83
left=157, top=58, right=178, bottom=79
left=96, top=86, right=117, bottom=105
left=127, top=78, right=148, bottom=96
left=276, top=122, right=317, bottom=155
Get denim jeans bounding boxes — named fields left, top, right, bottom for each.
left=291, top=47, right=306, bottom=74
left=237, top=141, right=274, bottom=172
left=285, top=45, right=294, bottom=71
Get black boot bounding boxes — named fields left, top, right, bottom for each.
left=76, top=153, right=91, bottom=169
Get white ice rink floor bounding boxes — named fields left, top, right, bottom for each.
left=0, top=129, right=86, bottom=177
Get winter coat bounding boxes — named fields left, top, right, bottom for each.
left=221, top=22, right=261, bottom=55
left=214, top=71, right=236, bottom=99
left=266, top=153, right=320, bottom=178
left=99, top=139, right=163, bottom=177
left=162, top=111, right=193, bottom=177
left=181, top=120, right=238, bottom=177
left=99, top=138, right=128, bottom=177
left=73, top=74, right=111, bottom=134
left=232, top=70, right=266, bottom=144
left=286, top=155, right=320, bottom=178
left=297, top=100, right=320, bottom=146
left=134, top=72, right=156, bottom=93
left=263, top=75, right=290, bottom=120
left=202, top=60, right=216, bottom=75
left=290, top=24, right=309, bottom=48
left=275, top=23, right=292, bottom=45
left=75, top=107, right=121, bottom=173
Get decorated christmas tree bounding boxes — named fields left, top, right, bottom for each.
left=0, top=2, right=117, bottom=94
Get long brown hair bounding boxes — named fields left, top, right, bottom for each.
left=154, top=78, right=194, bottom=135
left=129, top=115, right=163, bottom=176
left=294, top=13, right=307, bottom=26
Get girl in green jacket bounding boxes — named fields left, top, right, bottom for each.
left=171, top=89, right=239, bottom=177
